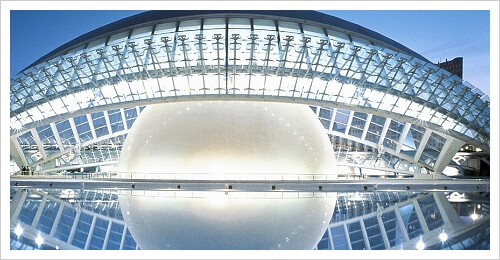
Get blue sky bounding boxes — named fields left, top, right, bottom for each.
left=10, top=10, right=490, bottom=95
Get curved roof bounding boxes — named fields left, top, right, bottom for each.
left=26, top=10, right=430, bottom=70
left=10, top=10, right=489, bottom=177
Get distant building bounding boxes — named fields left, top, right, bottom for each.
left=437, top=57, right=463, bottom=78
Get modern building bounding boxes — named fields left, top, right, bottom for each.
left=437, top=57, right=464, bottom=79
left=9, top=10, right=490, bottom=251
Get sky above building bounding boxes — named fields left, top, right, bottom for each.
left=10, top=10, right=490, bottom=95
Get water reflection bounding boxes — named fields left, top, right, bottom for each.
left=10, top=188, right=490, bottom=250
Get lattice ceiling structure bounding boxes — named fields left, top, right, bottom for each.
left=10, top=10, right=490, bottom=178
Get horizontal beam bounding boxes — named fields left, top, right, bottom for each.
left=11, top=177, right=490, bottom=193
left=34, top=160, right=118, bottom=175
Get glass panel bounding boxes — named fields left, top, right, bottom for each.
left=71, top=213, right=93, bottom=249
left=89, top=218, right=109, bottom=250
left=418, top=196, right=444, bottom=231
left=36, top=201, right=60, bottom=235
left=348, top=112, right=367, bottom=138
left=419, top=132, right=446, bottom=167
left=319, top=107, right=333, bottom=120
left=399, top=203, right=423, bottom=240
left=56, top=119, right=76, bottom=148
left=107, top=109, right=125, bottom=133
left=106, top=222, right=124, bottom=250
left=17, top=131, right=41, bottom=164
left=73, top=115, right=93, bottom=143
left=382, top=210, right=405, bottom=248
left=124, top=107, right=138, bottom=129
left=317, top=230, right=331, bottom=250
left=364, top=216, right=385, bottom=250
left=400, top=124, right=425, bottom=157
left=91, top=111, right=109, bottom=138
left=54, top=207, right=76, bottom=242
left=36, top=125, right=57, bottom=146
left=366, top=115, right=386, bottom=143
left=122, top=228, right=137, bottom=250
left=347, top=221, right=366, bottom=250
left=333, top=109, right=349, bottom=133
left=331, top=225, right=348, bottom=250
left=18, top=199, right=41, bottom=226
left=383, top=120, right=405, bottom=151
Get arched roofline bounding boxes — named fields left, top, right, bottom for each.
left=24, top=10, right=430, bottom=72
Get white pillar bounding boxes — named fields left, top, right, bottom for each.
left=31, top=195, right=47, bottom=228
left=414, top=129, right=432, bottom=162
left=102, top=220, right=113, bottom=250
left=50, top=205, right=65, bottom=236
left=359, top=219, right=371, bottom=250
left=50, top=122, right=65, bottom=152
left=67, top=208, right=82, bottom=243
left=361, top=114, right=373, bottom=141
left=377, top=213, right=391, bottom=249
left=10, top=189, right=28, bottom=221
left=119, top=225, right=128, bottom=250
left=396, top=122, right=411, bottom=154
left=342, top=223, right=352, bottom=250
left=412, top=199, right=430, bottom=233
left=394, top=208, right=410, bottom=242
left=84, top=215, right=97, bottom=249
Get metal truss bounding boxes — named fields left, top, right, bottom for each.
left=10, top=13, right=489, bottom=154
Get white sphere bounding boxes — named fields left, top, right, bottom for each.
left=118, top=101, right=337, bottom=249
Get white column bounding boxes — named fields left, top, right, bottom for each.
left=119, top=225, right=128, bottom=250
left=327, top=226, right=334, bottom=249
left=414, top=129, right=432, bottom=162
left=68, top=117, right=81, bottom=145
left=359, top=219, right=371, bottom=250
left=378, top=118, right=392, bottom=146
left=396, top=122, right=412, bottom=153
left=84, top=215, right=97, bottom=249
left=31, top=195, right=47, bottom=228
left=103, top=110, right=113, bottom=134
left=10, top=189, right=28, bottom=221
left=102, top=221, right=113, bottom=250
left=10, top=136, right=28, bottom=166
left=361, top=114, right=373, bottom=141
left=50, top=122, right=65, bottom=152
left=30, top=129, right=47, bottom=160
left=67, top=209, right=82, bottom=243
left=342, top=223, right=352, bottom=250
left=86, top=114, right=97, bottom=140
left=344, top=110, right=354, bottom=135
left=432, top=192, right=466, bottom=230
left=412, top=199, right=430, bottom=233
left=432, top=137, right=465, bottom=176
left=50, top=205, right=65, bottom=236
left=377, top=213, right=391, bottom=249
left=328, top=108, right=337, bottom=131
left=120, top=108, right=129, bottom=130
left=394, top=208, right=410, bottom=242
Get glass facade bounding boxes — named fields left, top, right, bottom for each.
left=8, top=10, right=490, bottom=251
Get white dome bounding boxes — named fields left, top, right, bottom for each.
left=118, top=101, right=337, bottom=249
